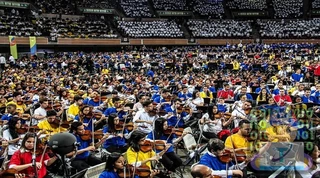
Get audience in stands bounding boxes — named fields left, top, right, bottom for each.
left=273, top=0, right=303, bottom=18
left=76, top=0, right=116, bottom=9
left=258, top=19, right=320, bottom=38
left=152, top=0, right=188, bottom=11
left=117, top=20, right=183, bottom=38
left=313, top=0, right=320, bottom=9
left=226, top=0, right=267, bottom=10
left=34, top=0, right=75, bottom=14
left=0, top=15, right=42, bottom=36
left=192, top=0, right=224, bottom=17
left=36, top=16, right=117, bottom=38
left=187, top=20, right=252, bottom=38
left=120, top=0, right=152, bottom=17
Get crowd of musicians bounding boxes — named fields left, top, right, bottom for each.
left=0, top=44, right=320, bottom=178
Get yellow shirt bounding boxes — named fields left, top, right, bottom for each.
left=200, top=91, right=213, bottom=99
left=37, top=120, right=67, bottom=141
left=67, top=103, right=80, bottom=121
left=126, top=147, right=155, bottom=169
left=266, top=125, right=290, bottom=142
left=225, top=133, right=253, bottom=156
left=233, top=62, right=240, bottom=70
left=102, top=69, right=109, bottom=75
left=6, top=101, right=26, bottom=115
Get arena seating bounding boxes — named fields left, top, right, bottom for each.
left=191, top=0, right=224, bottom=16
left=34, top=0, right=75, bottom=14
left=187, top=20, right=252, bottom=38
left=312, top=0, right=320, bottom=9
left=117, top=20, right=183, bottom=38
left=273, top=0, right=303, bottom=18
left=120, top=0, right=153, bottom=17
left=257, top=19, right=320, bottom=38
left=152, top=0, right=188, bottom=11
left=76, top=0, right=116, bottom=9
left=226, top=0, right=267, bottom=10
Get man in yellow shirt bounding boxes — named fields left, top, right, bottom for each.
left=67, top=95, right=83, bottom=121
left=37, top=110, right=68, bottom=141
left=6, top=91, right=29, bottom=115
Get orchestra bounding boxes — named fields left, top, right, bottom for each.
left=0, top=47, right=320, bottom=178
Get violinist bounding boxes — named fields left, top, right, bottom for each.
left=74, top=105, right=96, bottom=132
left=8, top=132, right=58, bottom=178
left=67, top=122, right=104, bottom=170
left=103, top=97, right=128, bottom=121
left=229, top=100, right=252, bottom=128
left=1, top=104, right=17, bottom=124
left=84, top=91, right=102, bottom=107
left=295, top=142, right=320, bottom=177
left=102, top=113, right=129, bottom=153
left=3, top=116, right=23, bottom=160
left=164, top=99, right=190, bottom=128
left=37, top=110, right=67, bottom=136
left=200, top=105, right=228, bottom=139
left=132, top=94, right=147, bottom=113
left=6, top=92, right=31, bottom=116
left=199, top=138, right=244, bottom=177
left=99, top=152, right=128, bottom=178
left=146, top=117, right=185, bottom=173
left=133, top=100, right=157, bottom=134
left=126, top=130, right=162, bottom=178
left=32, top=98, right=49, bottom=126
left=67, top=95, right=83, bottom=121
left=153, top=89, right=171, bottom=110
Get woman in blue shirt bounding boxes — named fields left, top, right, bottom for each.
left=147, top=117, right=186, bottom=173
left=99, top=152, right=125, bottom=178
left=103, top=113, right=129, bottom=153
left=74, top=105, right=95, bottom=132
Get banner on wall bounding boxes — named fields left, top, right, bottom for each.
left=8, top=36, right=17, bottom=59
left=29, top=36, right=37, bottom=55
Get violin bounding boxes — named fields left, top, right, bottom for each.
left=214, top=112, right=231, bottom=119
left=18, top=113, right=31, bottom=121
left=60, top=120, right=71, bottom=128
left=140, top=140, right=167, bottom=152
left=81, top=130, right=107, bottom=140
left=52, top=102, right=62, bottom=110
left=115, top=122, right=134, bottom=131
left=176, top=106, right=191, bottom=114
left=16, top=100, right=33, bottom=105
left=0, top=168, right=21, bottom=178
left=164, top=126, right=184, bottom=136
left=117, top=164, right=151, bottom=178
left=49, top=118, right=61, bottom=129
left=148, top=109, right=166, bottom=117
left=219, top=149, right=247, bottom=163
left=93, top=96, right=100, bottom=103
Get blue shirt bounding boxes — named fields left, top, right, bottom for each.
left=291, top=73, right=303, bottom=82
left=1, top=114, right=13, bottom=121
left=199, top=153, right=233, bottom=178
left=99, top=171, right=119, bottom=178
left=165, top=107, right=188, bottom=128
left=74, top=134, right=91, bottom=160
left=102, top=126, right=127, bottom=148
left=147, top=131, right=176, bottom=153
left=74, top=115, right=95, bottom=132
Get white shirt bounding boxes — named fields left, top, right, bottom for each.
left=295, top=161, right=320, bottom=178
left=33, top=107, right=47, bottom=125
left=0, top=56, right=5, bottom=64
left=202, top=113, right=222, bottom=134
left=231, top=108, right=247, bottom=128
left=3, top=129, right=24, bottom=155
left=133, top=108, right=157, bottom=134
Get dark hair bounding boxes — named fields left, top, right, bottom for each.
left=129, top=130, right=147, bottom=152
left=20, top=132, right=39, bottom=150
left=239, top=119, right=250, bottom=128
left=312, top=171, right=320, bottom=178
left=208, top=138, right=225, bottom=153
left=142, top=100, right=152, bottom=107
left=74, top=95, right=83, bottom=102
left=107, top=113, right=118, bottom=133
left=192, top=90, right=199, bottom=99
left=70, top=122, right=83, bottom=133
left=39, top=98, right=48, bottom=104
left=46, top=110, right=57, bottom=117
left=105, top=152, right=122, bottom=171
left=154, top=117, right=166, bottom=139
left=8, top=116, right=20, bottom=139
left=207, top=104, right=215, bottom=120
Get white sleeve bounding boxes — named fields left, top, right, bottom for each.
left=211, top=169, right=233, bottom=177
left=133, top=111, right=141, bottom=122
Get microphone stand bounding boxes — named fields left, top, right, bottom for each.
left=32, top=135, right=38, bottom=178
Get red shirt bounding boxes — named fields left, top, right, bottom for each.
left=217, top=89, right=234, bottom=99
left=9, top=149, right=50, bottom=178
left=274, top=95, right=292, bottom=106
